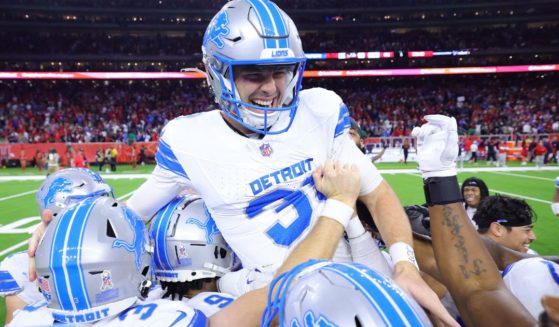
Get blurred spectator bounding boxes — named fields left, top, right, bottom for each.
left=46, top=148, right=59, bottom=175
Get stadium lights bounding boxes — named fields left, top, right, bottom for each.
left=305, top=49, right=470, bottom=60
left=0, top=64, right=556, bottom=80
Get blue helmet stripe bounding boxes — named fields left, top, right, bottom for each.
left=334, top=103, right=351, bottom=137
left=246, top=0, right=274, bottom=49
left=156, top=139, right=189, bottom=180
left=50, top=198, right=97, bottom=311
left=70, top=198, right=97, bottom=310
left=153, top=197, right=183, bottom=270
left=265, top=1, right=289, bottom=48
left=247, top=0, right=287, bottom=49
left=324, top=263, right=424, bottom=326
left=50, top=203, right=78, bottom=310
left=62, top=199, right=96, bottom=310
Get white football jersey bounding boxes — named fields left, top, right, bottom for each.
left=148, top=286, right=236, bottom=318
left=502, top=257, right=559, bottom=319
left=9, top=298, right=209, bottom=327
left=128, top=88, right=383, bottom=272
left=0, top=252, right=44, bottom=304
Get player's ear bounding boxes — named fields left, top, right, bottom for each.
left=488, top=222, right=504, bottom=237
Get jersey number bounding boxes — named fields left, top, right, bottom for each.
left=246, top=189, right=313, bottom=246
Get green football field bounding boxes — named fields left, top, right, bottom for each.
left=1, top=162, right=558, bottom=323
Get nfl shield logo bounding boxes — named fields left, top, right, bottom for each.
left=259, top=143, right=273, bottom=157
left=100, top=270, right=113, bottom=291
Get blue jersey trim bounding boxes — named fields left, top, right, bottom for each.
left=0, top=276, right=20, bottom=293
left=334, top=103, right=350, bottom=138
left=156, top=139, right=189, bottom=180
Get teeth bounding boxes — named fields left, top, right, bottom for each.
left=253, top=99, right=273, bottom=107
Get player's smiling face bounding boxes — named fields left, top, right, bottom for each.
left=500, top=224, right=536, bottom=253
left=463, top=186, right=481, bottom=208
left=233, top=64, right=292, bottom=112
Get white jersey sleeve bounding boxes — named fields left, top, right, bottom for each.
left=7, top=300, right=54, bottom=327
left=0, top=252, right=44, bottom=304
left=348, top=232, right=392, bottom=277
left=502, top=257, right=559, bottom=319
left=186, top=292, right=235, bottom=317
left=127, top=164, right=191, bottom=222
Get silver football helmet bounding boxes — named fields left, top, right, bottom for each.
left=150, top=195, right=235, bottom=282
left=202, top=0, right=306, bottom=135
left=35, top=197, right=151, bottom=324
left=36, top=168, right=114, bottom=217
left=262, top=260, right=432, bottom=327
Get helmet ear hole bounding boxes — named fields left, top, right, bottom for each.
left=106, top=219, right=117, bottom=238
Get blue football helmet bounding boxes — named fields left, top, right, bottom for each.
left=36, top=168, right=114, bottom=217
left=149, top=195, right=236, bottom=282
left=262, top=260, right=432, bottom=327
left=202, top=0, right=307, bottom=135
left=35, top=197, right=151, bottom=324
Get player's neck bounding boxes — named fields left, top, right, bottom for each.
left=221, top=112, right=264, bottom=140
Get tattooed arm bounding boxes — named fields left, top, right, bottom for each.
left=412, top=115, right=534, bottom=326
left=429, top=202, right=535, bottom=326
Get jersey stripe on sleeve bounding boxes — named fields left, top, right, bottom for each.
left=155, top=139, right=189, bottom=180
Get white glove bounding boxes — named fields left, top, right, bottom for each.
left=411, top=115, right=458, bottom=178
left=555, top=176, right=559, bottom=189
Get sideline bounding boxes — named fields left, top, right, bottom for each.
left=0, top=166, right=557, bottom=181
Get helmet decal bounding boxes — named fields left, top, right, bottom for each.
left=112, top=207, right=148, bottom=271
left=203, top=11, right=230, bottom=49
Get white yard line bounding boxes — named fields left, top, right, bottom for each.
left=0, top=174, right=151, bottom=181
left=0, top=239, right=28, bottom=257
left=487, top=189, right=551, bottom=205
left=492, top=171, right=555, bottom=182
left=0, top=190, right=36, bottom=202
left=117, top=191, right=136, bottom=201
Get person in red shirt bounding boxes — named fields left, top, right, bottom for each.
left=72, top=149, right=86, bottom=168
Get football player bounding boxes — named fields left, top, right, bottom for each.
left=412, top=115, right=535, bottom=326
left=29, top=0, right=452, bottom=322
left=148, top=194, right=237, bottom=317
left=1, top=168, right=113, bottom=324
left=10, top=197, right=209, bottom=327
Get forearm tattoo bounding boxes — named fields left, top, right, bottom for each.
left=441, top=205, right=487, bottom=279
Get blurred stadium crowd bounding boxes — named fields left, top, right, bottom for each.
left=1, top=74, right=558, bottom=144
left=0, top=0, right=558, bottom=143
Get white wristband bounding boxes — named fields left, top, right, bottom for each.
left=551, top=203, right=559, bottom=215
left=321, top=199, right=354, bottom=228
left=346, top=216, right=366, bottom=239
left=389, top=242, right=419, bottom=270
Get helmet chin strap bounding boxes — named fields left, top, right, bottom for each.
left=238, top=104, right=280, bottom=130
